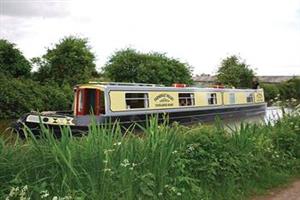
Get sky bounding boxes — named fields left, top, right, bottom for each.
left=0, top=0, right=300, bottom=76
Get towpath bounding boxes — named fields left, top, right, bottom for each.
left=252, top=180, right=300, bottom=200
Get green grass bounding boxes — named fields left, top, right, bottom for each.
left=0, top=113, right=300, bottom=200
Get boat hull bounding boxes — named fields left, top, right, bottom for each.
left=12, top=103, right=267, bottom=137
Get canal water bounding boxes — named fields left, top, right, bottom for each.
left=0, top=107, right=287, bottom=134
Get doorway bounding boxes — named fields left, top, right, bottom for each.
left=76, top=88, right=105, bottom=116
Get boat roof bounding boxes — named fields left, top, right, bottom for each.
left=76, top=82, right=261, bottom=92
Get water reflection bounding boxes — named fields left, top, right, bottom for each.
left=264, top=106, right=285, bottom=124
left=213, top=107, right=286, bottom=128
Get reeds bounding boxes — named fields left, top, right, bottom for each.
left=0, top=114, right=300, bottom=199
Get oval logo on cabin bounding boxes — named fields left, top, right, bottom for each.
left=154, top=93, right=174, bottom=107
left=256, top=93, right=263, bottom=101
left=154, top=94, right=174, bottom=102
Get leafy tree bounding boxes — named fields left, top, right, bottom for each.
left=0, top=74, right=73, bottom=119
left=103, top=48, right=193, bottom=86
left=0, top=39, right=31, bottom=78
left=34, top=36, right=96, bottom=86
left=216, top=55, right=255, bottom=88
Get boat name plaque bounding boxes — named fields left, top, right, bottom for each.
left=154, top=93, right=174, bottom=107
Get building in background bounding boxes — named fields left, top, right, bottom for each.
left=193, top=74, right=299, bottom=87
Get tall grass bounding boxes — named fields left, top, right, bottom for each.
left=0, top=114, right=300, bottom=199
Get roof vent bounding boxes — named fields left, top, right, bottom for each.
left=172, top=83, right=186, bottom=88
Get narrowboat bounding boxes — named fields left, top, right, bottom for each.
left=13, top=82, right=266, bottom=135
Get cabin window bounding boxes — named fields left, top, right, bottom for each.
left=125, top=93, right=149, bottom=109
left=246, top=93, right=254, bottom=103
left=207, top=93, right=217, bottom=105
left=229, top=93, right=235, bottom=104
left=178, top=93, right=195, bottom=106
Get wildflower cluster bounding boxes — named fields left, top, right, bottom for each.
left=186, top=143, right=199, bottom=153
left=113, top=142, right=122, bottom=146
left=164, top=184, right=182, bottom=197
left=6, top=185, right=29, bottom=200
left=104, top=149, right=114, bottom=154
left=51, top=196, right=73, bottom=200
left=120, top=159, right=137, bottom=170
left=40, top=190, right=50, bottom=199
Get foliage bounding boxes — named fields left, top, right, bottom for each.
left=278, top=78, right=300, bottom=100
left=33, top=36, right=96, bottom=86
left=0, top=39, right=31, bottom=78
left=0, top=74, right=73, bottom=119
left=103, top=48, right=193, bottom=86
left=261, top=83, right=280, bottom=103
left=216, top=55, right=255, bottom=88
left=261, top=78, right=300, bottom=104
left=1, top=115, right=300, bottom=199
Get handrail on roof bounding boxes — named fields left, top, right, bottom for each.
left=88, top=81, right=164, bottom=87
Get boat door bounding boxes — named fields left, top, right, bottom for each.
left=75, top=88, right=105, bottom=116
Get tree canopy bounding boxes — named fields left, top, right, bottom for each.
left=216, top=55, right=255, bottom=88
left=0, top=39, right=31, bottom=78
left=34, top=36, right=96, bottom=86
left=102, top=48, right=193, bottom=86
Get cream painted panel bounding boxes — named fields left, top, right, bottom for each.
left=223, top=93, right=230, bottom=105
left=109, top=91, right=126, bottom=111
left=236, top=92, right=247, bottom=104
left=195, top=92, right=208, bottom=106
left=216, top=92, right=223, bottom=105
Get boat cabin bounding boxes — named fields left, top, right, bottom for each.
left=73, top=82, right=265, bottom=117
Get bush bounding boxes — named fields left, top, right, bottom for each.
left=0, top=74, right=73, bottom=119
left=182, top=117, right=300, bottom=199
left=261, top=78, right=300, bottom=104
left=261, top=83, right=280, bottom=102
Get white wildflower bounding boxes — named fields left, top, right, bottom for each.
left=129, top=162, right=137, bottom=170
left=104, top=149, right=114, bottom=154
left=20, top=196, right=30, bottom=200
left=61, top=196, right=72, bottom=200
left=172, top=150, right=178, bottom=154
left=113, top=142, right=122, bottom=146
left=177, top=192, right=182, bottom=196
left=171, top=186, right=176, bottom=192
left=8, top=187, right=19, bottom=197
left=158, top=192, right=163, bottom=196
left=187, top=145, right=194, bottom=152
left=120, top=159, right=130, bottom=167
left=22, top=185, right=28, bottom=192
left=52, top=196, right=58, bottom=200
left=103, top=168, right=112, bottom=172
left=40, top=190, right=50, bottom=198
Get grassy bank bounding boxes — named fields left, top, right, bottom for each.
left=0, top=113, right=300, bottom=199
